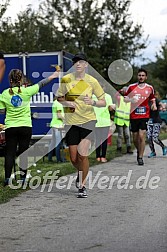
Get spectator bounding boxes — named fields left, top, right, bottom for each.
left=114, top=86, right=133, bottom=154
left=147, top=90, right=167, bottom=157
left=93, top=91, right=114, bottom=163
left=0, top=68, right=60, bottom=186
left=48, top=98, right=65, bottom=162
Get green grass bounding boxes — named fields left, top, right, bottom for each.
left=0, top=132, right=167, bottom=204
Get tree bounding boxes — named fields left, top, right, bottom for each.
left=155, top=38, right=167, bottom=80
left=0, top=0, right=147, bottom=82
left=42, top=0, right=147, bottom=78
left=0, top=0, right=13, bottom=52
left=150, top=38, right=167, bottom=97
left=0, top=0, right=10, bottom=19
left=0, top=3, right=65, bottom=53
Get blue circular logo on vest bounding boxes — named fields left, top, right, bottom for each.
left=11, top=95, right=22, bottom=107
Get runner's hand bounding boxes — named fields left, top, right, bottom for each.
left=83, top=95, right=92, bottom=105
left=131, top=97, right=138, bottom=103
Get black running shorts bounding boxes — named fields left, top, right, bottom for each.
left=65, top=121, right=96, bottom=146
left=130, top=118, right=148, bottom=132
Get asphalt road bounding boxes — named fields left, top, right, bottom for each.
left=0, top=141, right=167, bottom=252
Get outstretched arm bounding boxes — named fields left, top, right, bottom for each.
left=38, top=70, right=60, bottom=89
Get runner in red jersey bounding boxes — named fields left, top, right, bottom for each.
left=124, top=68, right=157, bottom=165
left=126, top=83, right=155, bottom=119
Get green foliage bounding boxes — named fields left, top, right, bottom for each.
left=0, top=0, right=10, bottom=19
left=153, top=38, right=167, bottom=97
left=0, top=4, right=64, bottom=53
left=45, top=0, right=147, bottom=77
left=0, top=1, right=13, bottom=52
left=143, top=38, right=167, bottom=98
left=0, top=0, right=147, bottom=79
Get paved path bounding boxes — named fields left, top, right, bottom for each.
left=0, top=141, right=167, bottom=252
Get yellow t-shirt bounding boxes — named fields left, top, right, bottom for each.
left=57, top=73, right=104, bottom=125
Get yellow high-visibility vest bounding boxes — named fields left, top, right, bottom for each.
left=114, top=96, right=130, bottom=126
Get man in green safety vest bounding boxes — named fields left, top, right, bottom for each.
left=114, top=86, right=133, bottom=154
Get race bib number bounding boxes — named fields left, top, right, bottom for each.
left=135, top=106, right=146, bottom=114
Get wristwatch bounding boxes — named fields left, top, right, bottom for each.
left=92, top=100, right=96, bottom=106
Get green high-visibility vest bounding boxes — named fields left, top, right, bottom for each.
left=114, top=96, right=130, bottom=126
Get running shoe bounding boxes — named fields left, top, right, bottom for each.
left=162, top=147, right=167, bottom=156
left=148, top=152, right=156, bottom=158
left=77, top=186, right=87, bottom=198
left=138, top=157, right=144, bottom=166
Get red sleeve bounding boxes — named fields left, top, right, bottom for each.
left=125, top=86, right=131, bottom=96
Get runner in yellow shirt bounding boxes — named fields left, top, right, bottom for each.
left=57, top=52, right=106, bottom=198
